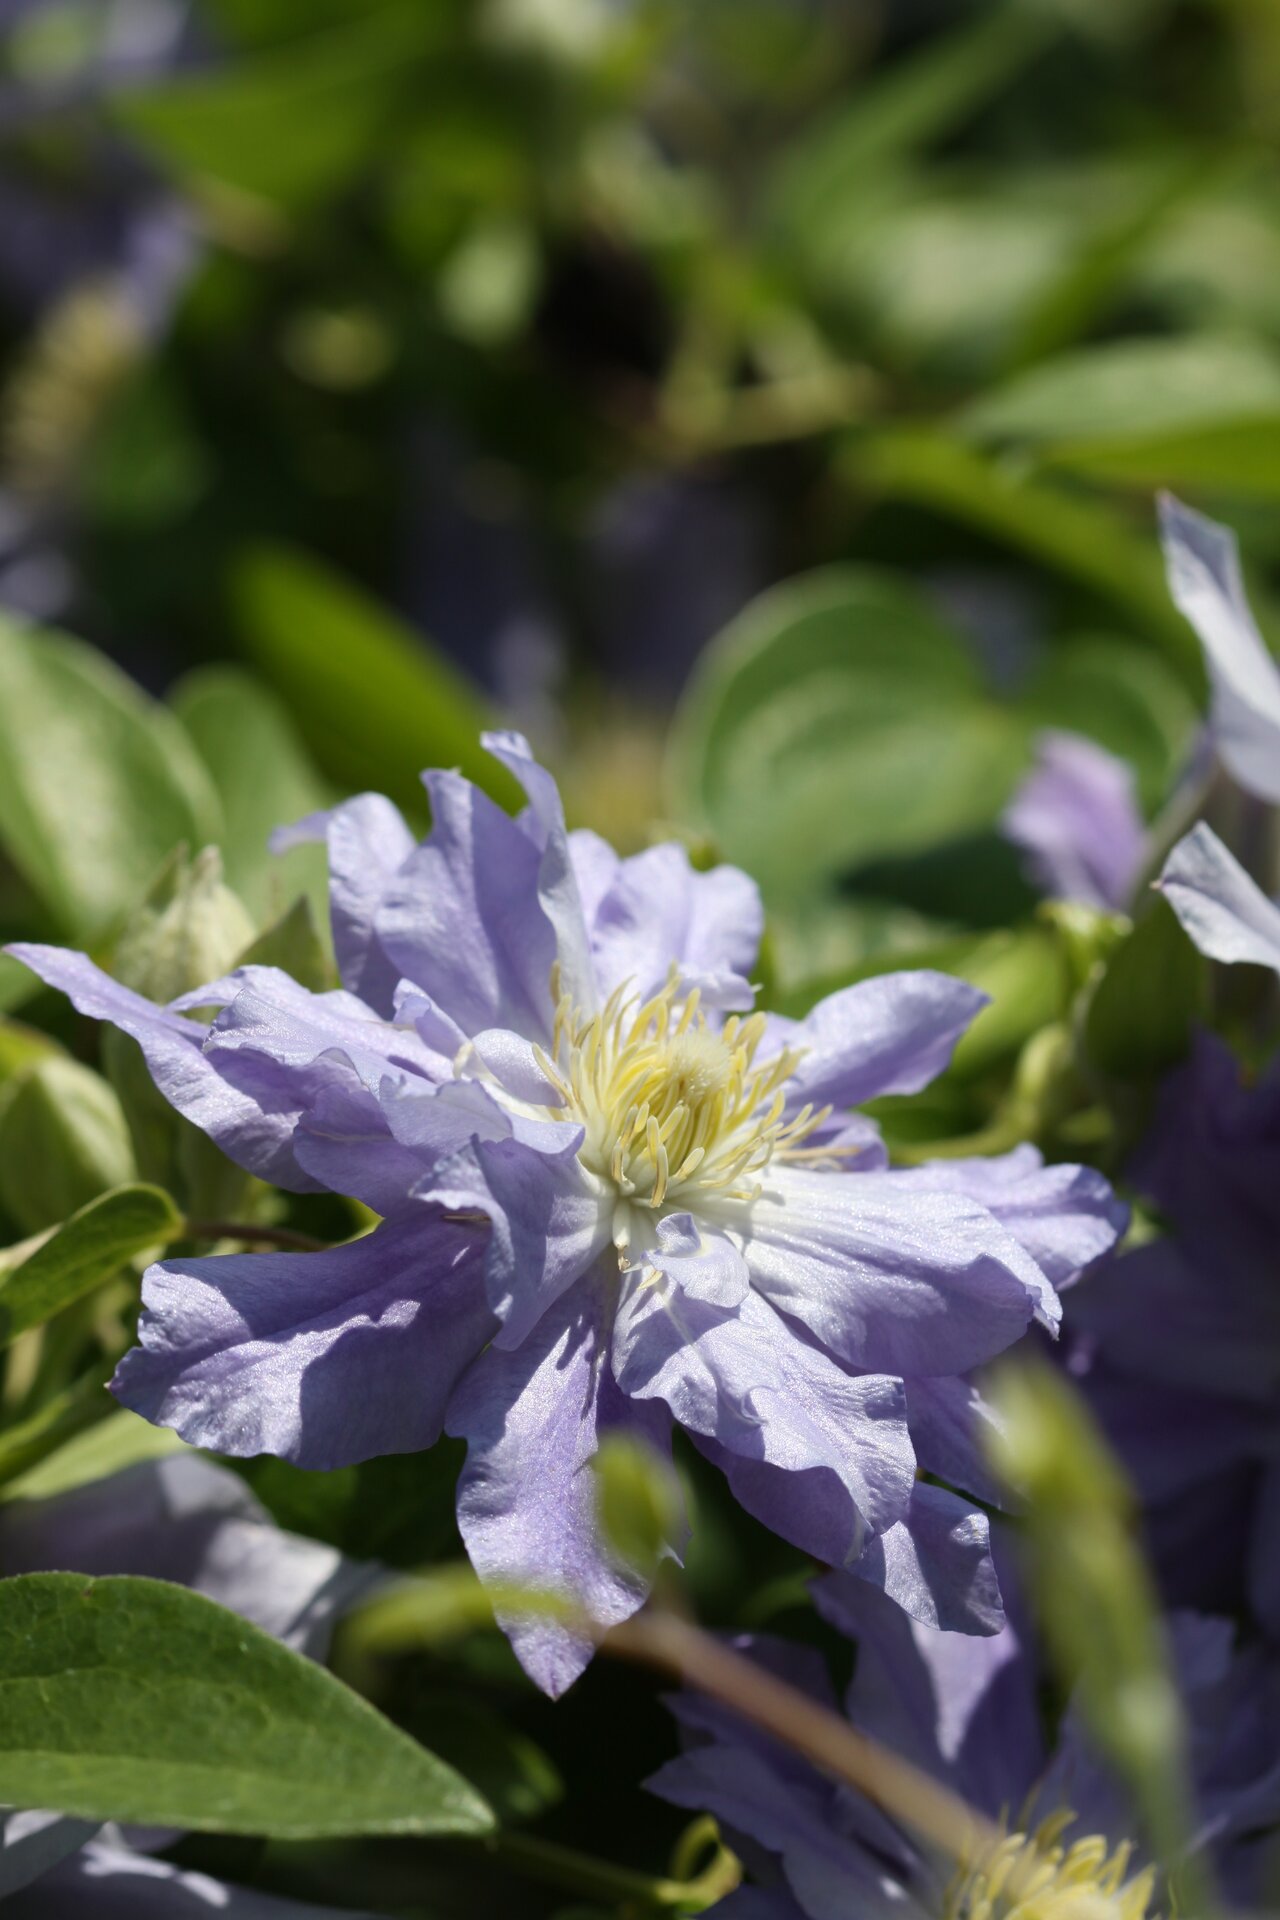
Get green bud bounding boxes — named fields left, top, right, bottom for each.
left=594, top=1433, right=684, bottom=1579
left=112, top=845, right=255, bottom=1004
left=236, top=894, right=333, bottom=993
left=0, top=1056, right=136, bottom=1235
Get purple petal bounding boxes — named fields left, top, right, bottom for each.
left=376, top=769, right=560, bottom=1042
left=1157, top=822, right=1280, bottom=975
left=782, top=972, right=987, bottom=1112
left=1159, top=493, right=1280, bottom=805
left=447, top=1277, right=670, bottom=1696
left=481, top=729, right=596, bottom=1014
left=112, top=1211, right=495, bottom=1469
left=0, top=1814, right=97, bottom=1900
left=1249, top=1460, right=1280, bottom=1637
left=614, top=1282, right=915, bottom=1565
left=897, top=1145, right=1127, bottom=1289
left=271, top=793, right=415, bottom=1017
left=0, top=1453, right=373, bottom=1658
left=1002, top=730, right=1146, bottom=912
left=200, top=967, right=452, bottom=1092
left=568, top=827, right=621, bottom=925
left=293, top=1082, right=441, bottom=1214
left=3, top=945, right=317, bottom=1191
left=740, top=1167, right=1051, bottom=1376
left=905, top=1375, right=1009, bottom=1512
left=586, top=842, right=763, bottom=1008
left=624, top=1215, right=751, bottom=1310
left=821, top=1482, right=1003, bottom=1637
left=17, top=1838, right=380, bottom=1918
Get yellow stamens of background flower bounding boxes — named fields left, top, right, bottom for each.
left=945, top=1813, right=1160, bottom=1920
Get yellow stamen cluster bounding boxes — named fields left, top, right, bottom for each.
left=533, top=964, right=830, bottom=1215
left=946, top=1813, right=1160, bottom=1920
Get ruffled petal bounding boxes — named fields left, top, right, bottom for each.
left=111, top=1212, right=495, bottom=1469
left=293, top=1082, right=441, bottom=1214
left=447, top=1276, right=670, bottom=1696
left=482, top=729, right=596, bottom=1014
left=1159, top=493, right=1280, bottom=805
left=782, top=972, right=986, bottom=1111
left=818, top=1482, right=1003, bottom=1637
left=622, top=1215, right=751, bottom=1311
left=1002, top=730, right=1146, bottom=912
left=738, top=1167, right=1051, bottom=1376
left=199, top=967, right=452, bottom=1091
left=614, top=1281, right=915, bottom=1565
left=1157, top=822, right=1280, bottom=976
left=585, top=842, right=763, bottom=1009
left=4, top=945, right=318, bottom=1191
left=896, top=1145, right=1127, bottom=1289
left=271, top=793, right=415, bottom=1017
left=16, top=1837, right=380, bottom=1918
left=905, top=1374, right=1009, bottom=1511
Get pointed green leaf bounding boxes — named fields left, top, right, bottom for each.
left=0, top=1183, right=182, bottom=1349
left=0, top=1574, right=494, bottom=1838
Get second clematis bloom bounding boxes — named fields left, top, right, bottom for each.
left=7, top=734, right=1123, bottom=1694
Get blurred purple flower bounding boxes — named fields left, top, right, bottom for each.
left=1070, top=1033, right=1280, bottom=1636
left=8, top=734, right=1123, bottom=1694
left=1155, top=496, right=1280, bottom=976
left=1003, top=729, right=1147, bottom=913
left=650, top=1578, right=1280, bottom=1919
left=0, top=1449, right=379, bottom=1917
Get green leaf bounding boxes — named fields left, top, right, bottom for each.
left=0, top=1374, right=113, bottom=1491
left=2, top=1407, right=184, bottom=1503
left=668, top=567, right=1025, bottom=904
left=230, top=544, right=518, bottom=818
left=236, top=895, right=334, bottom=992
left=0, top=1183, right=182, bottom=1349
left=111, top=6, right=434, bottom=210
left=843, top=429, right=1204, bottom=685
left=0, top=1058, right=138, bottom=1236
left=1022, top=636, right=1198, bottom=813
left=0, top=1574, right=494, bottom=1838
left=169, top=665, right=331, bottom=923
left=1083, top=896, right=1206, bottom=1077
left=0, top=617, right=221, bottom=940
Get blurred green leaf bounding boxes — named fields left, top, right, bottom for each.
left=1083, top=895, right=1206, bottom=1077
left=169, top=666, right=331, bottom=923
left=669, top=567, right=1025, bottom=904
left=0, top=619, right=221, bottom=941
left=0, top=1574, right=494, bottom=1838
left=111, top=6, right=435, bottom=210
left=111, top=846, right=255, bottom=1005
left=0, top=1058, right=137, bottom=1236
left=0, top=1183, right=181, bottom=1350
left=230, top=544, right=517, bottom=818
left=0, top=1374, right=113, bottom=1491
left=0, top=1016, right=62, bottom=1086
left=845, top=430, right=1203, bottom=684
left=1021, top=635, right=1198, bottom=812
left=237, top=895, right=334, bottom=992
left=2, top=1407, right=184, bottom=1503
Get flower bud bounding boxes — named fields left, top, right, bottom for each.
left=594, top=1433, right=684, bottom=1579
left=112, top=846, right=255, bottom=1004
left=0, top=1055, right=136, bottom=1234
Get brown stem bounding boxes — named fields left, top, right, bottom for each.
left=605, top=1609, right=1002, bottom=1868
left=183, top=1220, right=329, bottom=1253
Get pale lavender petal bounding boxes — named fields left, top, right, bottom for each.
left=897, top=1145, right=1127, bottom=1288
left=464, top=1027, right=567, bottom=1105
left=568, top=827, right=621, bottom=925
left=1159, top=493, right=1280, bottom=805
left=1157, top=822, right=1280, bottom=975
left=739, top=1167, right=1051, bottom=1376
left=448, top=1277, right=670, bottom=1696
left=15, top=1838, right=379, bottom=1918
left=376, top=769, right=559, bottom=1042
left=3, top=945, right=317, bottom=1191
left=111, top=1212, right=495, bottom=1469
left=782, top=972, right=987, bottom=1112
left=0, top=1454, right=374, bottom=1658
left=1002, top=730, right=1146, bottom=912
left=626, top=1214, right=751, bottom=1309
left=614, top=1282, right=915, bottom=1565
left=482, top=729, right=596, bottom=1014
left=824, top=1482, right=1003, bottom=1636
left=586, top=842, right=763, bottom=1008
left=905, top=1375, right=1009, bottom=1511
left=200, top=967, right=451, bottom=1091
left=0, top=1813, right=96, bottom=1899
left=271, top=793, right=415, bottom=1016
left=293, top=1082, right=439, bottom=1214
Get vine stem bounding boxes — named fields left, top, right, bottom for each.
left=183, top=1219, right=329, bottom=1253
left=485, top=1825, right=739, bottom=1913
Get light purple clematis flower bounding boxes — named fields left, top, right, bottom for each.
left=6, top=734, right=1124, bottom=1694
left=0, top=1450, right=381, bottom=1918
left=1003, top=730, right=1148, bottom=914
left=649, top=1573, right=1280, bottom=1920
left=1156, top=495, right=1280, bottom=976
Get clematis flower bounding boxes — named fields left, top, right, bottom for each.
left=7, top=735, right=1123, bottom=1693
left=1002, top=729, right=1147, bottom=914
left=1069, top=1033, right=1280, bottom=1638
left=649, top=1573, right=1280, bottom=1920
left=0, top=1449, right=381, bottom=1918
left=1156, top=495, right=1280, bottom=976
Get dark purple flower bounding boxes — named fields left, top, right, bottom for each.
left=1003, top=730, right=1147, bottom=913
left=1070, top=1033, right=1280, bottom=1635
left=649, top=1576, right=1280, bottom=1919
left=7, top=735, right=1123, bottom=1693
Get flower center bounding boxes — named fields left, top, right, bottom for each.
left=534, top=964, right=829, bottom=1215
left=945, top=1815, right=1159, bottom=1920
